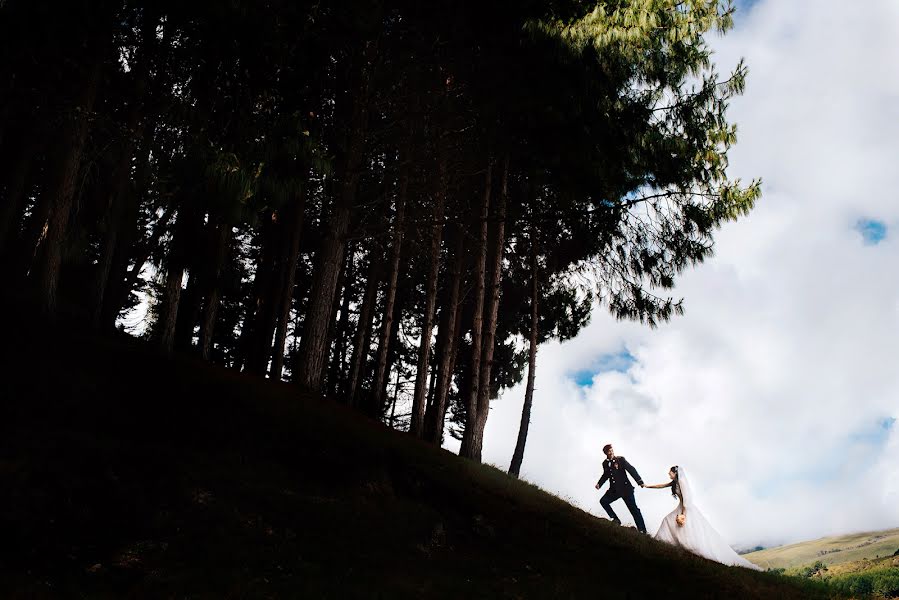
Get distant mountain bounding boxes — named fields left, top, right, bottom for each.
left=744, top=528, right=899, bottom=570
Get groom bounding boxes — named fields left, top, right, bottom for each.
left=594, top=443, right=647, bottom=534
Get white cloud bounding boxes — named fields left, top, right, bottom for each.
left=454, top=0, right=899, bottom=548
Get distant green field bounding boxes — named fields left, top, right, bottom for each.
left=746, top=528, right=899, bottom=570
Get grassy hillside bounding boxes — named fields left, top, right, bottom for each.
left=745, top=528, right=899, bottom=570
left=796, top=553, right=899, bottom=598
left=827, top=553, right=899, bottom=577
left=0, top=310, right=836, bottom=598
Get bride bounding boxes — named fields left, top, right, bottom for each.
left=644, top=466, right=762, bottom=570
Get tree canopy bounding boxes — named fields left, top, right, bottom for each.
left=0, top=0, right=758, bottom=462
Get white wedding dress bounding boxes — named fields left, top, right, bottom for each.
left=654, top=468, right=762, bottom=571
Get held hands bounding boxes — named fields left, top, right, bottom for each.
left=676, top=514, right=686, bottom=527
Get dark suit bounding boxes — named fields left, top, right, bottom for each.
left=596, top=456, right=647, bottom=533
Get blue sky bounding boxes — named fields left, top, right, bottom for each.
left=471, top=0, right=899, bottom=548
left=760, top=418, right=896, bottom=499
left=569, top=350, right=636, bottom=387
left=856, top=219, right=888, bottom=245
left=733, top=0, right=761, bottom=21
left=849, top=417, right=896, bottom=445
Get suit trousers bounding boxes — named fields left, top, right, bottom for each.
left=600, top=488, right=647, bottom=533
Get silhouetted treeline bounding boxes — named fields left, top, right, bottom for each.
left=0, top=0, right=758, bottom=463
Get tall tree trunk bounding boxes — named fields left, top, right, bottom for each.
left=286, top=299, right=304, bottom=377
left=104, top=202, right=174, bottom=327
left=388, top=369, right=400, bottom=429
left=32, top=60, right=102, bottom=315
left=157, top=204, right=198, bottom=354
left=410, top=157, right=447, bottom=436
left=158, top=262, right=184, bottom=354
left=459, top=160, right=492, bottom=458
left=295, top=195, right=351, bottom=390
left=295, top=40, right=377, bottom=392
left=97, top=132, right=155, bottom=330
left=510, top=236, right=539, bottom=478
left=369, top=171, right=407, bottom=416
left=347, top=253, right=382, bottom=407
left=92, top=173, right=127, bottom=326
left=174, top=262, right=203, bottom=352
left=173, top=209, right=208, bottom=351
left=466, top=155, right=509, bottom=462
left=426, top=343, right=438, bottom=416
left=270, top=190, right=306, bottom=380
left=328, top=247, right=354, bottom=399
left=424, top=230, right=465, bottom=444
left=234, top=290, right=258, bottom=372
left=379, top=284, right=405, bottom=420
left=198, top=221, right=230, bottom=360
left=93, top=11, right=155, bottom=327
left=264, top=209, right=293, bottom=369
left=97, top=219, right=135, bottom=330
left=244, top=212, right=279, bottom=375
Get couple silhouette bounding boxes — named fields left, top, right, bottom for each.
left=593, top=443, right=646, bottom=533
left=594, top=442, right=762, bottom=570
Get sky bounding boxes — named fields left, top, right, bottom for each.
left=446, top=0, right=899, bottom=549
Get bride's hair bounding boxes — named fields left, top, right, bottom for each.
left=670, top=465, right=681, bottom=500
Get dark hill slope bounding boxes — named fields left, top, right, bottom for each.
left=0, top=316, right=834, bottom=598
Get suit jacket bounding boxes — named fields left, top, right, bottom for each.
left=597, top=456, right=644, bottom=493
